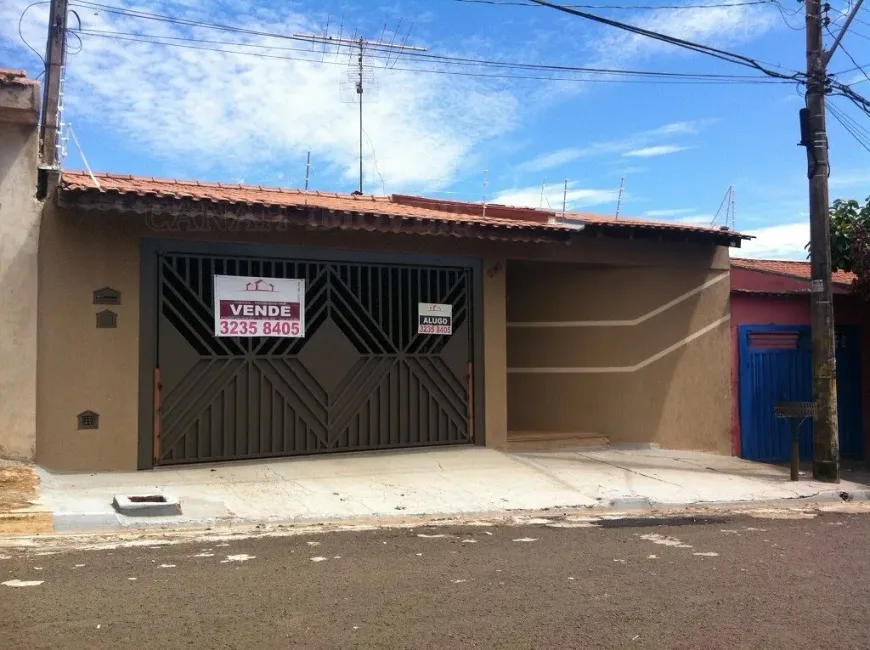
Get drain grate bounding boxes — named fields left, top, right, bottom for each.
left=113, top=493, right=181, bottom=517
left=128, top=495, right=167, bottom=503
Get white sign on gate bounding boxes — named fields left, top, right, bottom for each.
left=418, top=302, right=453, bottom=335
left=213, top=275, right=305, bottom=338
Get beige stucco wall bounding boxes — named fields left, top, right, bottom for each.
left=36, top=204, right=141, bottom=470
left=37, top=203, right=730, bottom=469
left=506, top=261, right=732, bottom=453
left=0, top=88, right=40, bottom=460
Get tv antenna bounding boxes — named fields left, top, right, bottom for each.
left=711, top=185, right=735, bottom=229
left=615, top=177, right=625, bottom=219
left=293, top=28, right=426, bottom=195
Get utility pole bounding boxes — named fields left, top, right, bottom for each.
left=40, top=0, right=68, bottom=166
left=801, top=0, right=864, bottom=482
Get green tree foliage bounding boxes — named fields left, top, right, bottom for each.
left=828, top=198, right=870, bottom=273
left=828, top=197, right=870, bottom=299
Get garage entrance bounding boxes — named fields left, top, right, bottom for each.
left=140, top=242, right=480, bottom=467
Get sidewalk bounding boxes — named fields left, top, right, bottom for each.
left=14, top=447, right=870, bottom=535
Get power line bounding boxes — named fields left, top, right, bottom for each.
left=66, top=5, right=786, bottom=83
left=454, top=0, right=773, bottom=8
left=829, top=100, right=870, bottom=141
left=828, top=101, right=870, bottom=151
left=69, top=0, right=320, bottom=44
left=825, top=24, right=870, bottom=85
left=69, top=0, right=799, bottom=78
left=71, top=29, right=790, bottom=85
left=831, top=81, right=870, bottom=116
left=524, top=0, right=802, bottom=79
left=19, top=1, right=49, bottom=66
left=830, top=3, right=870, bottom=30
left=767, top=0, right=804, bottom=30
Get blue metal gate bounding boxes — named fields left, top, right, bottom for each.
left=738, top=324, right=864, bottom=461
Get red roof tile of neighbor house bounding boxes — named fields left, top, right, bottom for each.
left=731, top=258, right=856, bottom=286
left=0, top=68, right=38, bottom=87
left=58, top=171, right=749, bottom=244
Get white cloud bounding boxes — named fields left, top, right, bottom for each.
left=676, top=214, right=715, bottom=224
left=516, top=147, right=587, bottom=174
left=830, top=168, right=870, bottom=189
left=623, top=145, right=692, bottom=158
left=732, top=221, right=809, bottom=260
left=593, top=3, right=777, bottom=65
left=493, top=181, right=619, bottom=210
left=0, top=0, right=518, bottom=191
left=516, top=120, right=709, bottom=173
left=642, top=208, right=696, bottom=217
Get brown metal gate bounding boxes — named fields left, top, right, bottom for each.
left=150, top=250, right=474, bottom=465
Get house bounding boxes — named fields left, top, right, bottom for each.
left=1, top=70, right=751, bottom=471
left=730, top=258, right=868, bottom=461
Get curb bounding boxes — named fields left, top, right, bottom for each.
left=5, top=489, right=870, bottom=538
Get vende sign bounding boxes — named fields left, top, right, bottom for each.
left=418, top=302, right=453, bottom=335
left=214, top=275, right=305, bottom=338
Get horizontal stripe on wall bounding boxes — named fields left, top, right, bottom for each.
left=507, top=272, right=729, bottom=328
left=507, top=315, right=729, bottom=374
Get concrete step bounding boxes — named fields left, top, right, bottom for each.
left=506, top=432, right=609, bottom=452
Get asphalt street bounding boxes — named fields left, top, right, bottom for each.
left=1, top=510, right=869, bottom=649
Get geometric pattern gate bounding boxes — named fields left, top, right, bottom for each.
left=154, top=252, right=473, bottom=465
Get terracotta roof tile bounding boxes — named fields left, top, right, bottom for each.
left=0, top=68, right=38, bottom=87
left=731, top=258, right=856, bottom=286
left=58, top=171, right=747, bottom=243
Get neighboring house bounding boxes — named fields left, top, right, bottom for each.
left=1, top=70, right=752, bottom=472
left=730, top=258, right=868, bottom=462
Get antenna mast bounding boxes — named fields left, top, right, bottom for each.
left=482, top=169, right=488, bottom=218
left=305, top=150, right=311, bottom=190
left=294, top=28, right=425, bottom=195
left=562, top=179, right=568, bottom=218
left=615, top=177, right=624, bottom=219
left=357, top=37, right=364, bottom=194
left=711, top=185, right=734, bottom=227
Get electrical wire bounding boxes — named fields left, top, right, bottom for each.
left=69, top=0, right=320, bottom=45
left=829, top=3, right=870, bottom=30
left=453, top=0, right=773, bottom=8
left=66, top=29, right=83, bottom=54
left=71, top=29, right=790, bottom=85
left=831, top=82, right=870, bottom=116
left=524, top=0, right=802, bottom=79
left=767, top=0, right=804, bottom=30
left=825, top=24, right=870, bottom=85
left=69, top=0, right=800, bottom=79
left=830, top=100, right=870, bottom=141
left=828, top=101, right=870, bottom=151
left=19, top=1, right=50, bottom=66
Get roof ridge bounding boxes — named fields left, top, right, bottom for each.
left=57, top=170, right=747, bottom=243
left=732, top=257, right=810, bottom=264
left=61, top=169, right=391, bottom=201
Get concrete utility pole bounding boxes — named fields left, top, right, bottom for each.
left=802, top=0, right=863, bottom=483
left=40, top=0, right=68, bottom=166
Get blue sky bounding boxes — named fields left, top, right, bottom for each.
left=2, top=0, right=869, bottom=258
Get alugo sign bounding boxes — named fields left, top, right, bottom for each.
left=418, top=303, right=453, bottom=335
left=213, top=275, right=305, bottom=338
